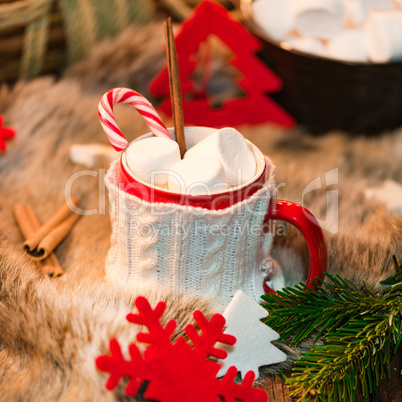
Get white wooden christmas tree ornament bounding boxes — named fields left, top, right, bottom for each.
left=217, top=290, right=287, bottom=379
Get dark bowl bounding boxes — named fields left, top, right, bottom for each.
left=239, top=2, right=402, bottom=134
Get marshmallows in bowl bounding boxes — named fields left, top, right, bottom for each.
left=249, top=0, right=402, bottom=63
left=125, top=127, right=258, bottom=195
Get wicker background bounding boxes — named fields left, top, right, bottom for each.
left=0, top=0, right=212, bottom=82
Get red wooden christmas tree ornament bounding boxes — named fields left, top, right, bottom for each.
left=96, top=296, right=268, bottom=402
left=149, top=0, right=294, bottom=128
left=0, top=114, right=16, bottom=152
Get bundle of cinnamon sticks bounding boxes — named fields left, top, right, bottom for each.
left=13, top=197, right=80, bottom=277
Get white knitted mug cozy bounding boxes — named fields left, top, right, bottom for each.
left=104, top=157, right=276, bottom=306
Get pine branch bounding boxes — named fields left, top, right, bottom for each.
left=286, top=313, right=398, bottom=401
left=261, top=264, right=401, bottom=347
left=261, top=256, right=402, bottom=402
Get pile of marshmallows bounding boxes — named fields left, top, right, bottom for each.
left=126, top=128, right=257, bottom=195
left=251, top=0, right=402, bottom=63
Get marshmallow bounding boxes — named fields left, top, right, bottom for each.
left=327, top=28, right=368, bottom=62
left=251, top=0, right=294, bottom=41
left=364, top=11, right=402, bottom=62
left=168, top=155, right=228, bottom=195
left=346, top=0, right=395, bottom=26
left=293, top=0, right=347, bottom=39
left=70, top=143, right=117, bottom=168
left=365, top=0, right=395, bottom=13
left=126, top=137, right=180, bottom=186
left=394, top=0, right=402, bottom=9
left=283, top=35, right=326, bottom=56
left=345, top=0, right=367, bottom=27
left=364, top=179, right=402, bottom=214
left=184, top=127, right=257, bottom=186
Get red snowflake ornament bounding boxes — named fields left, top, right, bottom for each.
left=0, top=115, right=16, bottom=152
left=96, top=296, right=268, bottom=402
left=150, top=0, right=294, bottom=128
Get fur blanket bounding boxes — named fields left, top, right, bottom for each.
left=0, top=23, right=401, bottom=401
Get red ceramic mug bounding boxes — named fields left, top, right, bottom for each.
left=117, top=127, right=327, bottom=294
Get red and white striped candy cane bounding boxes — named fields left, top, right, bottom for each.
left=98, top=87, right=172, bottom=151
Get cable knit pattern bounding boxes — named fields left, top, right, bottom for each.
left=200, top=212, right=233, bottom=298
left=104, top=157, right=276, bottom=305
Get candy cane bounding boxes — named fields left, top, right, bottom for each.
left=98, top=87, right=172, bottom=151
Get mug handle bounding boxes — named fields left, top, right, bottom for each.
left=263, top=200, right=327, bottom=294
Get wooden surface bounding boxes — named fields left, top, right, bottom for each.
left=263, top=375, right=293, bottom=402
left=376, top=350, right=402, bottom=401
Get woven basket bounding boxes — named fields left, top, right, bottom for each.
left=0, top=0, right=155, bottom=82
left=0, top=0, right=237, bottom=83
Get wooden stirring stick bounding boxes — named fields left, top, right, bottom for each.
left=164, top=17, right=186, bottom=158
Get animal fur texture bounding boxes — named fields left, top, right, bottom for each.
left=0, top=22, right=401, bottom=400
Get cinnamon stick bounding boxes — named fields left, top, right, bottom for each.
left=29, top=212, right=80, bottom=261
left=24, top=196, right=79, bottom=259
left=13, top=203, right=64, bottom=277
left=40, top=263, right=63, bottom=278
left=21, top=203, right=64, bottom=277
left=164, top=17, right=186, bottom=158
left=13, top=203, right=43, bottom=272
